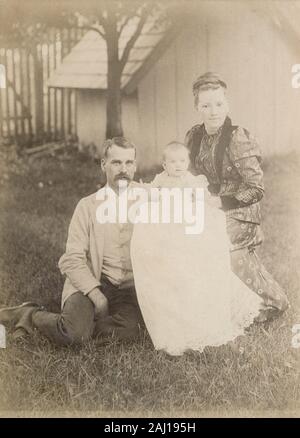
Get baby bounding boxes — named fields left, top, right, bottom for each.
left=152, top=141, right=199, bottom=188
left=151, top=141, right=221, bottom=208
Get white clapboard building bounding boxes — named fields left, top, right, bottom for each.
left=48, top=1, right=300, bottom=170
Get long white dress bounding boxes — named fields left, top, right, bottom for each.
left=130, top=175, right=262, bottom=356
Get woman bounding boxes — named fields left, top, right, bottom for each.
left=185, top=72, right=289, bottom=322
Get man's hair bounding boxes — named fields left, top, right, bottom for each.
left=193, top=72, right=227, bottom=107
left=162, top=141, right=190, bottom=161
left=102, top=137, right=136, bottom=159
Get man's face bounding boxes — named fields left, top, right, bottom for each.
left=101, top=145, right=136, bottom=191
left=196, top=87, right=229, bottom=132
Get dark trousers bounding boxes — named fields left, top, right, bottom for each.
left=33, top=278, right=143, bottom=346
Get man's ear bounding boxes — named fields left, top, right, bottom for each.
left=101, top=158, right=106, bottom=173
left=162, top=161, right=166, bottom=170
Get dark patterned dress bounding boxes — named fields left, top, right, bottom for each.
left=185, top=120, right=289, bottom=320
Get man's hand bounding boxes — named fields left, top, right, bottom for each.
left=87, top=287, right=109, bottom=318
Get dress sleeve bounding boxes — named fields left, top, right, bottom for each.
left=228, top=127, right=264, bottom=204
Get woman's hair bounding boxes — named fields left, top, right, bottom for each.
left=162, top=141, right=190, bottom=161
left=193, top=72, right=227, bottom=107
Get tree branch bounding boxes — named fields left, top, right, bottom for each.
left=78, top=25, right=106, bottom=39
left=118, top=10, right=137, bottom=38
left=119, top=4, right=154, bottom=72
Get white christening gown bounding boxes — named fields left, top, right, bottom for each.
left=130, top=181, right=262, bottom=356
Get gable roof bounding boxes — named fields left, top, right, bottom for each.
left=47, top=15, right=180, bottom=92
left=47, top=1, right=300, bottom=93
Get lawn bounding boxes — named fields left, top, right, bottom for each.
left=0, top=147, right=299, bottom=417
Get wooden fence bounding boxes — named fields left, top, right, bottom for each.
left=0, top=27, right=86, bottom=148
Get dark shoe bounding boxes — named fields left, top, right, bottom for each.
left=0, top=302, right=41, bottom=334
left=12, top=327, right=29, bottom=340
left=254, top=308, right=283, bottom=324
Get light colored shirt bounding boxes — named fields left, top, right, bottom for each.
left=102, top=222, right=134, bottom=288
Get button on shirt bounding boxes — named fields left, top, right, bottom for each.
left=101, top=217, right=134, bottom=289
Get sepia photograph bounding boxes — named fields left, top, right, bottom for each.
left=0, top=0, right=299, bottom=419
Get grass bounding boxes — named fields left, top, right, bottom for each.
left=0, top=147, right=299, bottom=417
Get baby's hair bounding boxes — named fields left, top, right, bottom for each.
left=162, top=141, right=190, bottom=161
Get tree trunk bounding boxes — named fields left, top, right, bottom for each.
left=106, top=69, right=123, bottom=139
left=106, top=24, right=123, bottom=139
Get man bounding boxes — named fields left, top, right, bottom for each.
left=0, top=137, right=144, bottom=345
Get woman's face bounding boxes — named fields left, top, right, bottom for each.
left=196, top=87, right=229, bottom=133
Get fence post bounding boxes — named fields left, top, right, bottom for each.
left=32, top=44, right=44, bottom=142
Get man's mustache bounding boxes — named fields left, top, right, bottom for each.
left=114, top=173, right=130, bottom=181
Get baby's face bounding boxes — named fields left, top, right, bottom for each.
left=163, top=149, right=190, bottom=177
